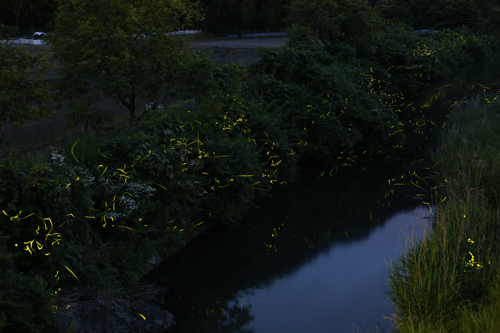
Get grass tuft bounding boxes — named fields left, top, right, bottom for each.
left=388, top=94, right=500, bottom=332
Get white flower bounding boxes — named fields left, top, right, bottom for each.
left=50, top=150, right=65, bottom=166
left=145, top=103, right=164, bottom=112
left=126, top=182, right=156, bottom=197
left=75, top=166, right=95, bottom=184
left=121, top=197, right=138, bottom=212
left=107, top=211, right=124, bottom=219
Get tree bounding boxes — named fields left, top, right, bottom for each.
left=426, top=0, right=480, bottom=29
left=374, top=0, right=412, bottom=23
left=0, top=44, right=52, bottom=145
left=481, top=5, right=500, bottom=33
left=200, top=0, right=290, bottom=34
left=284, top=0, right=383, bottom=51
left=48, top=0, right=204, bottom=129
left=374, top=0, right=489, bottom=30
left=0, top=0, right=57, bottom=32
left=241, top=0, right=257, bottom=32
left=0, top=0, right=32, bottom=29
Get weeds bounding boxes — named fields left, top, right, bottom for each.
left=388, top=94, right=500, bottom=332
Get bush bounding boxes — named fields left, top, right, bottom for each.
left=0, top=25, right=17, bottom=39
left=388, top=95, right=500, bottom=332
left=249, top=42, right=404, bottom=169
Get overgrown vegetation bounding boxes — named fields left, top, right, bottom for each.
left=1, top=0, right=500, bottom=331
left=0, top=24, right=17, bottom=39
left=47, top=0, right=204, bottom=128
left=0, top=44, right=53, bottom=145
left=0, top=0, right=57, bottom=33
left=388, top=94, right=500, bottom=332
left=375, top=0, right=500, bottom=33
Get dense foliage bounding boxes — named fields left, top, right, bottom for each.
left=248, top=38, right=404, bottom=169
left=4, top=0, right=500, bottom=37
left=200, top=0, right=290, bottom=34
left=0, top=24, right=18, bottom=39
left=388, top=95, right=500, bottom=332
left=0, top=0, right=57, bottom=33
left=285, top=0, right=383, bottom=51
left=1, top=0, right=500, bottom=331
left=47, top=0, right=204, bottom=129
left=0, top=44, right=53, bottom=144
left=375, top=0, right=500, bottom=32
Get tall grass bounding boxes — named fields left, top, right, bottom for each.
left=387, top=95, right=500, bottom=332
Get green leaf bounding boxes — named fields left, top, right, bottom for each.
left=7, top=202, right=15, bottom=212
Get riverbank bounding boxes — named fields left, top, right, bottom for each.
left=1, top=27, right=499, bottom=332
left=388, top=94, right=500, bottom=332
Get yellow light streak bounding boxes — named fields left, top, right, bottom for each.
left=63, top=265, right=81, bottom=282
left=210, top=155, right=231, bottom=158
left=154, top=183, right=167, bottom=190
left=71, top=141, right=81, bottom=164
left=118, top=225, right=135, bottom=231
left=192, top=221, right=204, bottom=228
left=98, top=165, right=109, bottom=177
left=98, top=147, right=109, bottom=159
left=24, top=240, right=34, bottom=254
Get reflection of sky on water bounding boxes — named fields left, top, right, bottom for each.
left=235, top=205, right=431, bottom=333
left=148, top=165, right=434, bottom=333
left=143, top=53, right=500, bottom=333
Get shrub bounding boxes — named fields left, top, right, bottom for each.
left=0, top=25, right=17, bottom=39
left=249, top=43, right=404, bottom=169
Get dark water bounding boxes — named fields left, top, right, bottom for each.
left=144, top=57, right=500, bottom=333
left=146, top=167, right=433, bottom=333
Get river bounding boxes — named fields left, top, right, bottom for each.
left=144, top=56, right=500, bottom=333
left=146, top=166, right=433, bottom=332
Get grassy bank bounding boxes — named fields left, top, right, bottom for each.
left=388, top=94, right=500, bottom=332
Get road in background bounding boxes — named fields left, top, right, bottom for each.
left=189, top=37, right=288, bottom=48
left=0, top=38, right=288, bottom=151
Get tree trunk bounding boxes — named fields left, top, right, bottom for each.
left=0, top=121, right=4, bottom=146
left=14, top=10, right=21, bottom=29
left=117, top=94, right=137, bottom=122
left=128, top=95, right=136, bottom=122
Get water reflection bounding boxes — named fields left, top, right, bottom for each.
left=144, top=47, right=500, bottom=333
left=146, top=167, right=432, bottom=333
left=236, top=206, right=430, bottom=333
